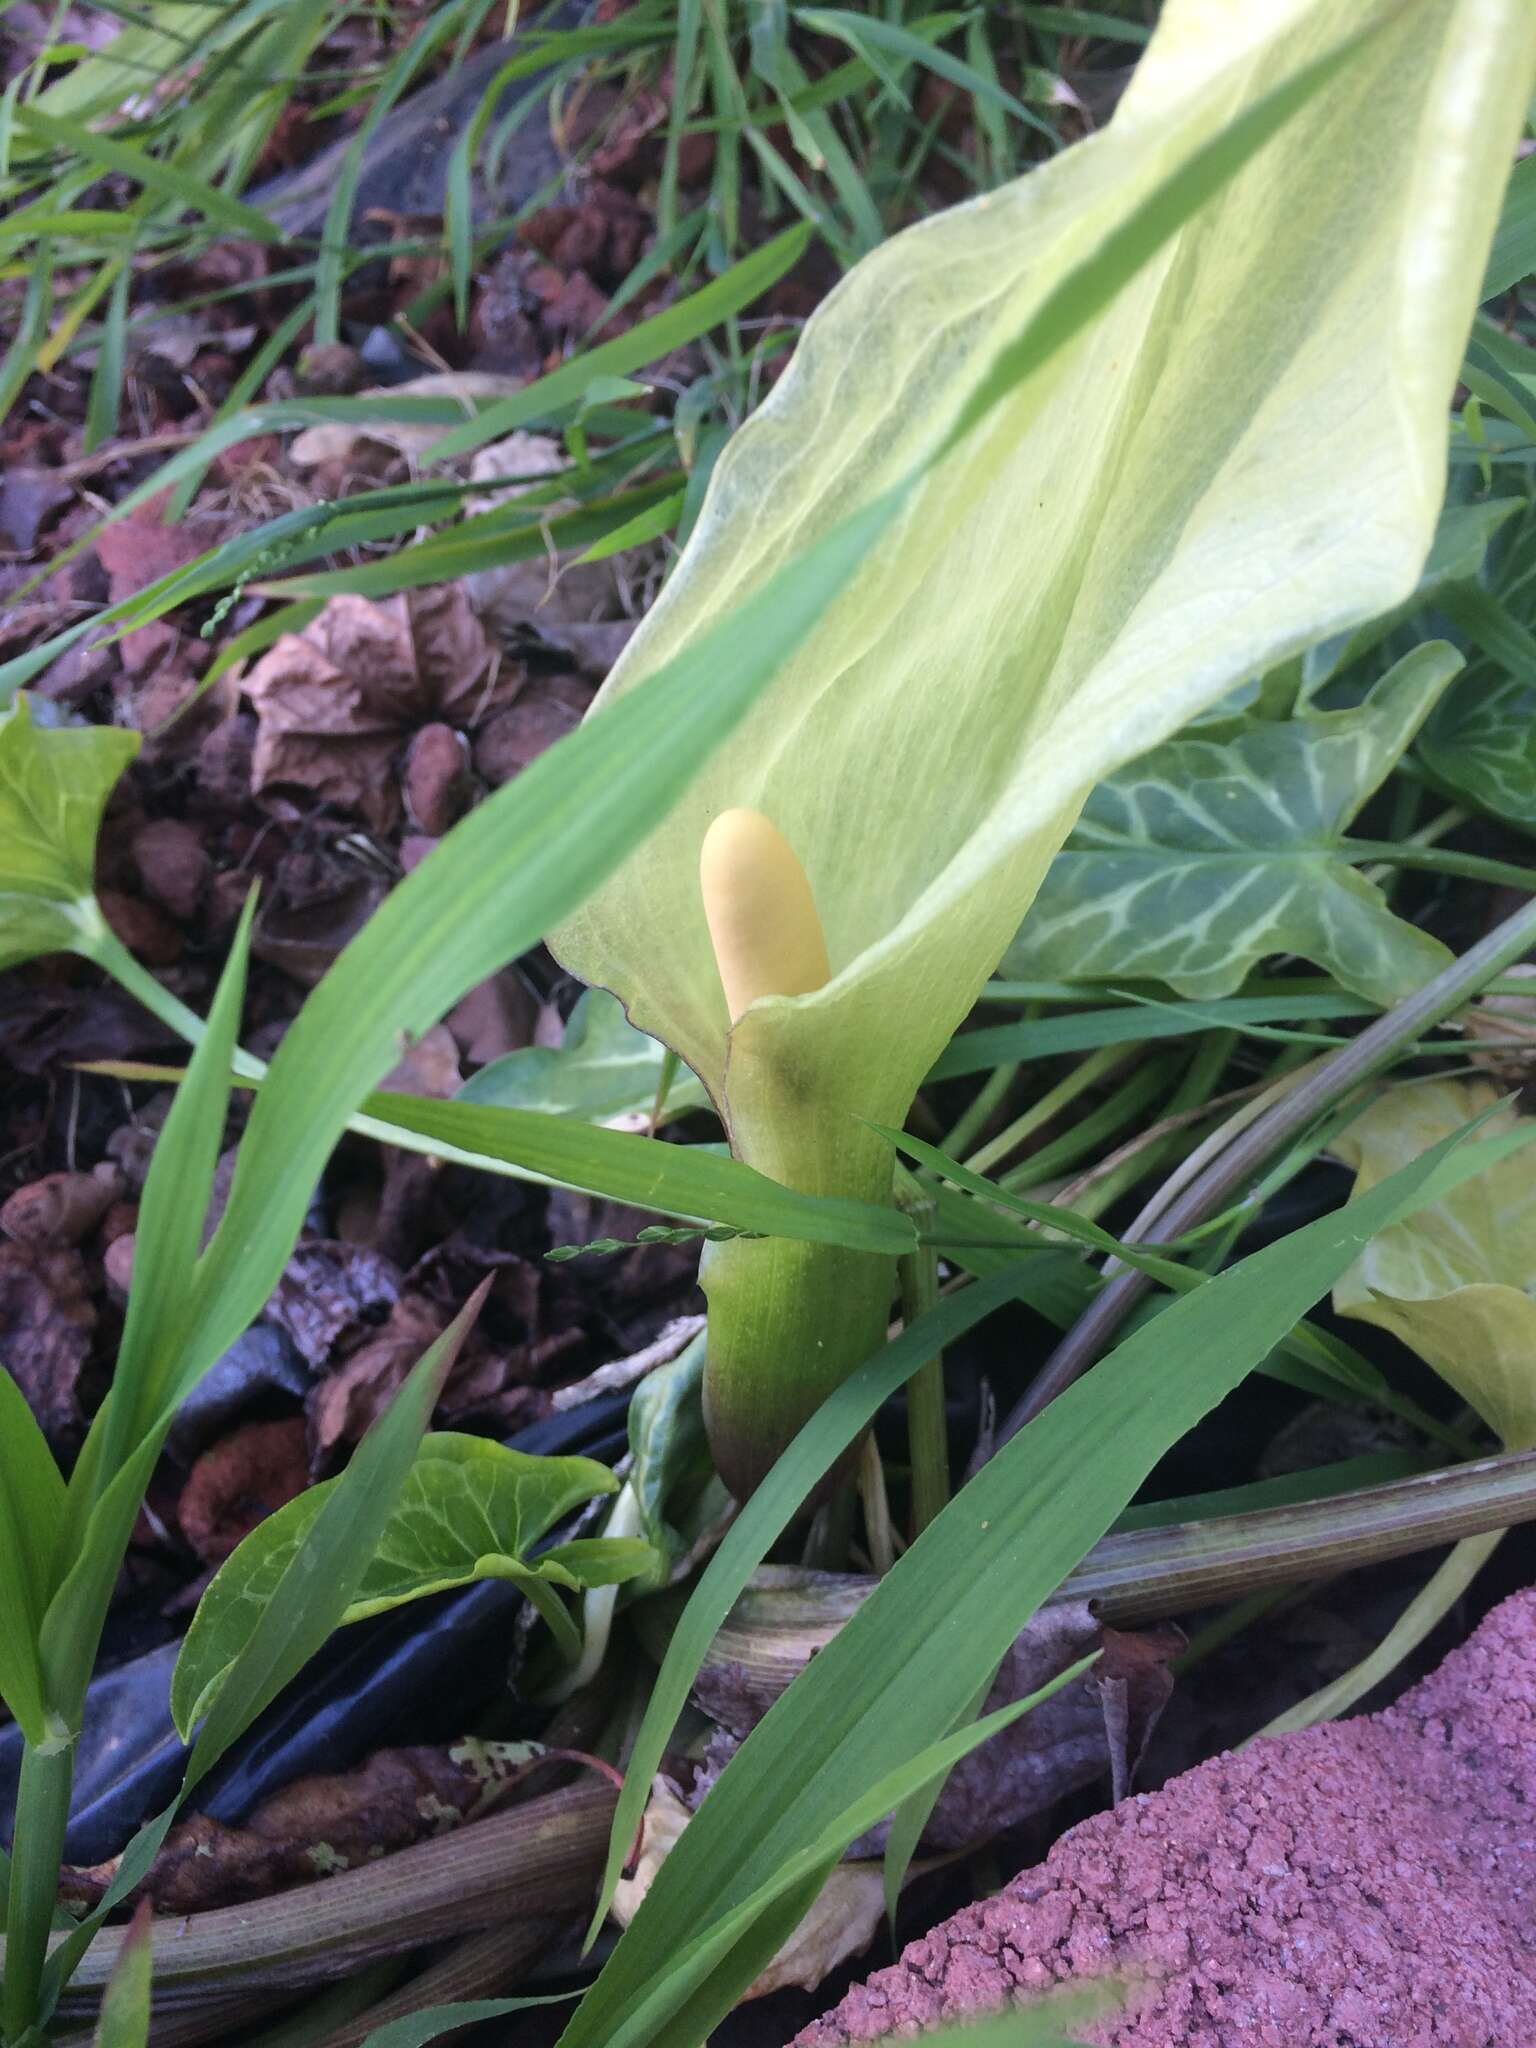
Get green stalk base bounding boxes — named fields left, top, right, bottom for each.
left=700, top=1232, right=896, bottom=1503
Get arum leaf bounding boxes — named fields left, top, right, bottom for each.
left=0, top=695, right=138, bottom=971
left=1420, top=669, right=1536, bottom=830
left=458, top=989, right=710, bottom=1129
left=171, top=1437, right=626, bottom=1737
left=1419, top=588, right=1536, bottom=829
left=1483, top=151, right=1536, bottom=298
left=553, top=0, right=1530, bottom=1162
left=1001, top=645, right=1462, bottom=1004
left=1332, top=1078, right=1536, bottom=1449
left=1299, top=494, right=1524, bottom=698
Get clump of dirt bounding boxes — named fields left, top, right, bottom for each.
left=797, top=1587, right=1536, bottom=2048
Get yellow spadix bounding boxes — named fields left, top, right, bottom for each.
left=700, top=809, right=830, bottom=1025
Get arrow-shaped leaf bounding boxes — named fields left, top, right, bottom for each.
left=1003, top=643, right=1462, bottom=1004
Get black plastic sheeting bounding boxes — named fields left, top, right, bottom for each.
left=0, top=1394, right=632, bottom=1865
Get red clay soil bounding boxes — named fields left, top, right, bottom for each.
left=797, top=1589, right=1536, bottom=2048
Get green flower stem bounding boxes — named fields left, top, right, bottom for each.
left=702, top=1035, right=898, bottom=1501
left=701, top=1228, right=894, bottom=1504
left=895, top=1170, right=948, bottom=1539
left=2, top=1742, right=74, bottom=2044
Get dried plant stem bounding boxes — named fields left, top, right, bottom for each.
left=695, top=1447, right=1536, bottom=1708
left=318, top=1918, right=564, bottom=2048
left=1072, top=1448, right=1536, bottom=1624
left=37, top=1785, right=614, bottom=2018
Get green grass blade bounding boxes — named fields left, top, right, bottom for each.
left=0, top=1372, right=65, bottom=1744
left=574, top=1267, right=1041, bottom=1951
left=362, top=1093, right=914, bottom=1253
left=90, top=1900, right=152, bottom=2048
left=928, top=992, right=1383, bottom=1077
left=872, top=1120, right=1194, bottom=1286
left=82, top=258, right=130, bottom=455
left=13, top=106, right=279, bottom=242
left=601, top=1665, right=1096, bottom=2048
left=427, top=225, right=813, bottom=462
left=0, top=241, right=53, bottom=425
left=797, top=7, right=1053, bottom=136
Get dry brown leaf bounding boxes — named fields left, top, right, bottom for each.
left=613, top=1780, right=891, bottom=2000
left=286, top=372, right=529, bottom=469
left=0, top=1165, right=122, bottom=1248
left=1454, top=964, right=1536, bottom=1082
left=469, top=430, right=570, bottom=508
left=177, top=1417, right=311, bottom=1566
left=308, top=1291, right=446, bottom=1456
left=0, top=1240, right=96, bottom=1447
left=265, top=1239, right=403, bottom=1369
left=242, top=586, right=510, bottom=831
left=60, top=1737, right=548, bottom=1914
left=95, top=502, right=221, bottom=602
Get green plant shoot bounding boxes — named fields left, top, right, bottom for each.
left=552, top=0, right=1536, bottom=1495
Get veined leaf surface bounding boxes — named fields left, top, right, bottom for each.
left=1002, top=645, right=1461, bottom=1003
left=171, top=1438, right=629, bottom=1737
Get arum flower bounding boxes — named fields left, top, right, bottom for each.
left=554, top=0, right=1535, bottom=1496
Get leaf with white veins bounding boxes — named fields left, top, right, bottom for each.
left=172, top=1437, right=641, bottom=1736
left=1002, top=644, right=1462, bottom=1004
left=458, top=988, right=710, bottom=1130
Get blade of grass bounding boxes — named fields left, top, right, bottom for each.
left=12, top=106, right=280, bottom=242
left=427, top=224, right=813, bottom=461
left=82, top=258, right=131, bottom=455
left=797, top=8, right=1054, bottom=136
left=0, top=1371, right=65, bottom=1746
left=358, top=1091, right=914, bottom=1253
left=0, top=239, right=52, bottom=424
